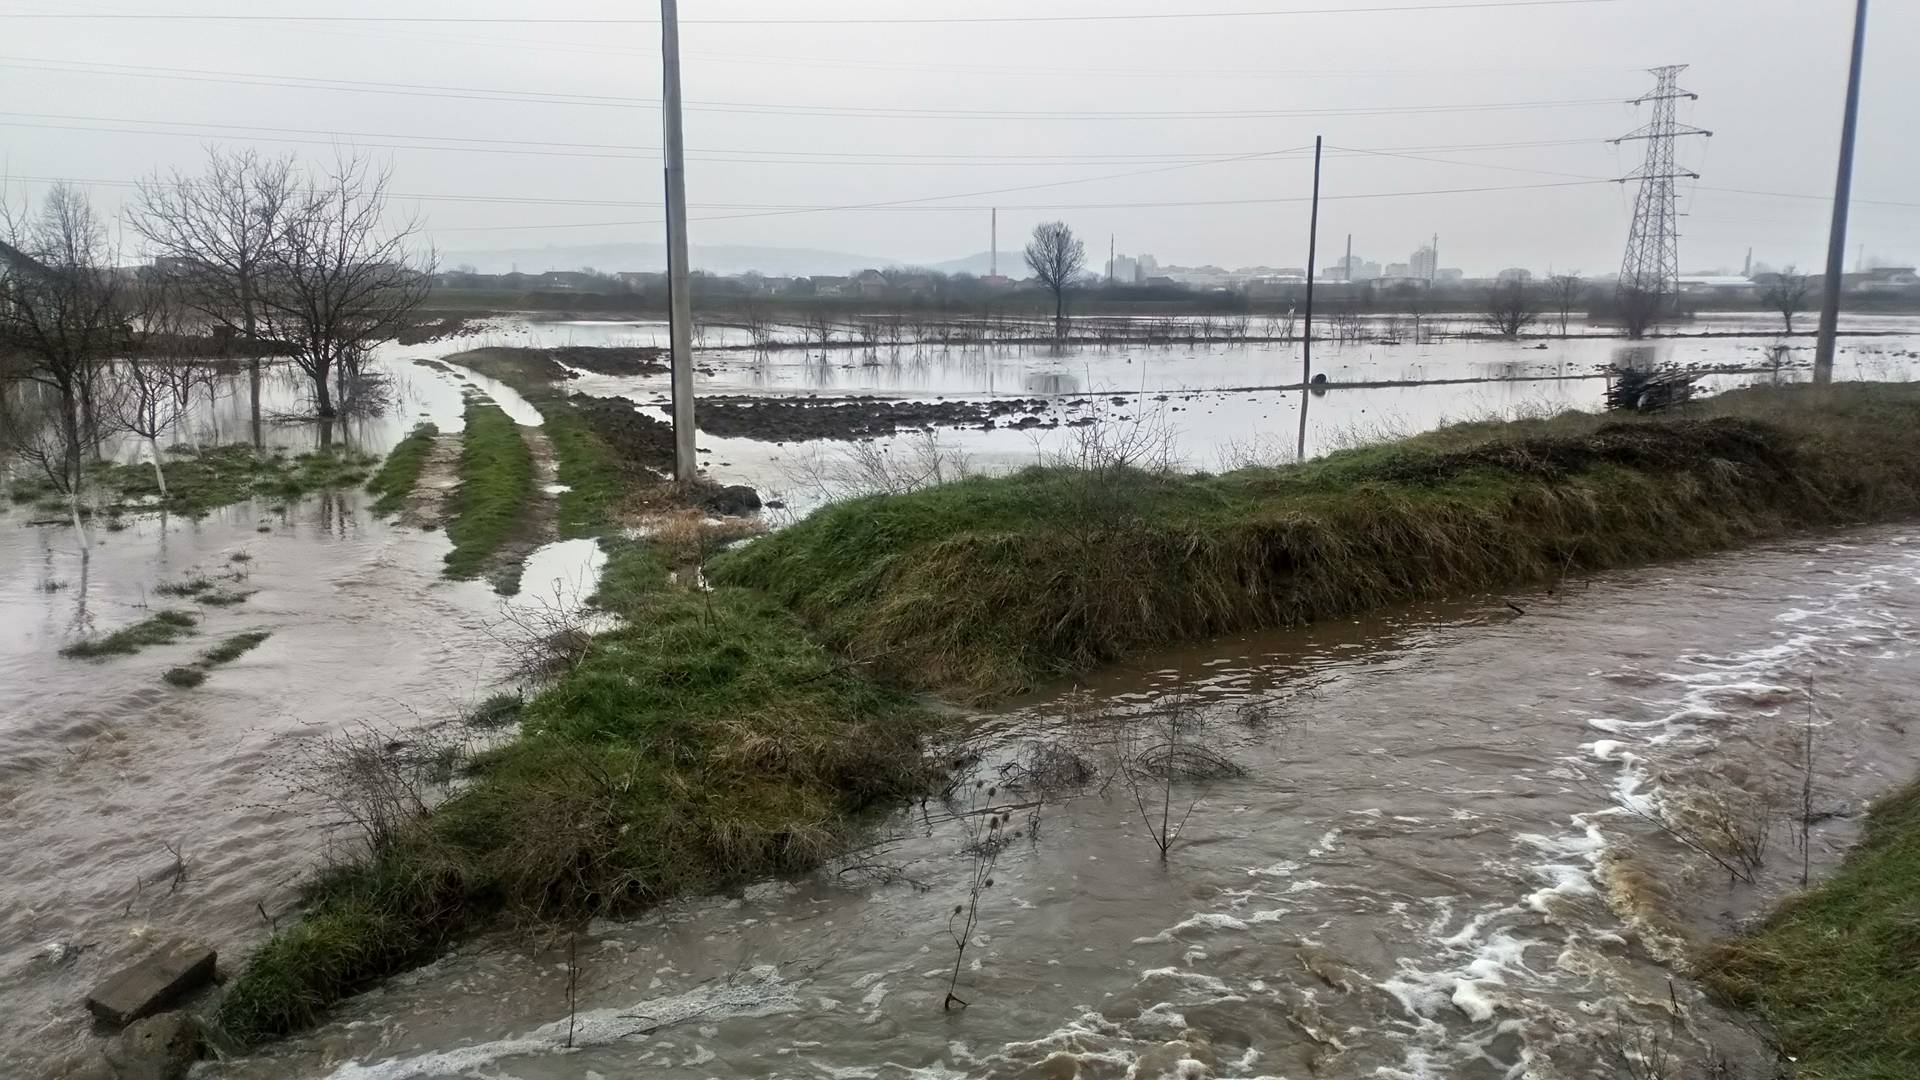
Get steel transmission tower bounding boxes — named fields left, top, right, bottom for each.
left=1612, top=66, right=1711, bottom=305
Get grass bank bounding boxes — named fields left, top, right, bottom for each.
left=60, top=610, right=198, bottom=659
left=365, top=423, right=439, bottom=516
left=163, top=630, right=273, bottom=690
left=441, top=401, right=535, bottom=581
left=1702, top=781, right=1920, bottom=1079
left=216, top=540, right=927, bottom=1043
left=716, top=383, right=1920, bottom=699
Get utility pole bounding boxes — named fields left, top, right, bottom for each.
left=1344, top=232, right=1353, bottom=281
left=1109, top=234, right=1116, bottom=284
left=661, top=0, right=696, bottom=484
left=1296, top=135, right=1322, bottom=465
left=1815, top=0, right=1868, bottom=384
left=1430, top=233, right=1438, bottom=284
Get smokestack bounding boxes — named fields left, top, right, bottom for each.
left=991, top=208, right=997, bottom=277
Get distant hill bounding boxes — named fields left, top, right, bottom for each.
left=437, top=242, right=904, bottom=277
left=925, top=250, right=1027, bottom=277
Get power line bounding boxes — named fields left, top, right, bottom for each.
left=0, top=59, right=1622, bottom=120
left=0, top=1, right=1619, bottom=25
left=435, top=179, right=1619, bottom=232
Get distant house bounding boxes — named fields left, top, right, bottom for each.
left=617, top=271, right=665, bottom=291
left=854, top=269, right=889, bottom=298
left=1857, top=267, right=1919, bottom=293
left=810, top=275, right=850, bottom=297
left=898, top=274, right=935, bottom=297
left=1679, top=275, right=1756, bottom=297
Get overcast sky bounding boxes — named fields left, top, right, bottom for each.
left=2, top=0, right=1914, bottom=275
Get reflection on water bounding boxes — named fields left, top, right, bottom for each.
left=199, top=527, right=1920, bottom=1080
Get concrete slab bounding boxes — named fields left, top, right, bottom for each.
left=83, top=941, right=215, bottom=1027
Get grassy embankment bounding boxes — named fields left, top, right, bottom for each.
left=440, top=401, right=536, bottom=583
left=716, top=383, right=1920, bottom=698
left=364, top=423, right=439, bottom=516
left=91, top=445, right=379, bottom=516
left=1703, top=781, right=1920, bottom=1079
left=215, top=538, right=926, bottom=1043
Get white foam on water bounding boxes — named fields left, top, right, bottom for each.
left=1133, top=912, right=1250, bottom=944
left=323, top=966, right=795, bottom=1080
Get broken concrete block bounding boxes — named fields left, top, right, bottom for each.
left=103, top=1011, right=203, bottom=1080
left=84, top=941, right=215, bottom=1026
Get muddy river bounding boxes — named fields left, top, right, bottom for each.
left=3, top=321, right=1919, bottom=1076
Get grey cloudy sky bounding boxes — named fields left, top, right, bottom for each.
left=2, top=0, right=1914, bottom=275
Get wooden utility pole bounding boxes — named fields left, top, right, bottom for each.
left=1296, top=135, right=1322, bottom=464
left=661, top=0, right=697, bottom=482
left=1815, top=0, right=1869, bottom=384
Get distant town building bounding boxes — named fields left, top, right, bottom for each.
left=1330, top=255, right=1381, bottom=281
left=1495, top=268, right=1534, bottom=285
left=1409, top=245, right=1438, bottom=280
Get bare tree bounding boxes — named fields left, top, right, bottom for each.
left=115, top=280, right=212, bottom=497
left=1, top=184, right=128, bottom=534
left=1023, top=221, right=1085, bottom=340
left=256, top=156, right=432, bottom=419
left=1759, top=266, right=1811, bottom=335
left=1481, top=280, right=1539, bottom=339
left=1544, top=273, right=1584, bottom=336
left=130, top=148, right=297, bottom=445
left=1615, top=286, right=1664, bottom=340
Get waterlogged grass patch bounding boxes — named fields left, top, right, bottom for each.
left=442, top=402, right=535, bottom=581
left=61, top=610, right=200, bottom=659
left=161, top=631, right=273, bottom=689
left=163, top=667, right=208, bottom=689
left=92, top=444, right=381, bottom=516
left=716, top=384, right=1920, bottom=698
left=366, top=423, right=439, bottom=516
left=155, top=576, right=216, bottom=597
left=1702, top=780, right=1920, bottom=1079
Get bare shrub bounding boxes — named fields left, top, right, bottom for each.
left=277, top=719, right=466, bottom=857
left=780, top=428, right=972, bottom=505
left=1112, top=693, right=1246, bottom=859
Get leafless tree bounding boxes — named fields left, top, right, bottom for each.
left=129, top=148, right=297, bottom=445
left=1759, top=266, right=1811, bottom=335
left=256, top=156, right=433, bottom=419
left=1, top=183, right=128, bottom=535
left=1023, top=221, right=1085, bottom=340
left=115, top=280, right=211, bottom=497
left=1544, top=273, right=1584, bottom=336
left=1481, top=281, right=1539, bottom=339
left=1612, top=286, right=1664, bottom=340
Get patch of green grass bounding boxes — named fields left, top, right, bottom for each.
left=163, top=666, right=207, bottom=689
left=61, top=610, right=199, bottom=659
left=160, top=631, right=273, bottom=690
left=195, top=589, right=254, bottom=607
left=442, top=403, right=535, bottom=582
left=203, top=631, right=272, bottom=664
left=1702, top=780, right=1920, bottom=1079
left=218, top=547, right=927, bottom=1045
left=465, top=692, right=525, bottom=730
left=715, top=384, right=1920, bottom=699
left=155, top=576, right=216, bottom=597
left=544, top=408, right=623, bottom=538
left=365, top=423, right=440, bottom=517
left=90, top=444, right=381, bottom=517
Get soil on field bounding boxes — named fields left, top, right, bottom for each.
left=568, top=394, right=679, bottom=475
left=691, top=395, right=1087, bottom=442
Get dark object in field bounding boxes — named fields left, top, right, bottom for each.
left=1607, top=365, right=1702, bottom=412
left=695, top=395, right=1056, bottom=442
left=85, top=940, right=216, bottom=1026
left=700, top=484, right=763, bottom=516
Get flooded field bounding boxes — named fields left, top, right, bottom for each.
left=200, top=526, right=1920, bottom=1080
left=4, top=318, right=1920, bottom=1077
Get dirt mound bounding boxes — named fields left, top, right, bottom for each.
left=694, top=395, right=1061, bottom=442
left=547, top=346, right=667, bottom=377
left=567, top=394, right=677, bottom=475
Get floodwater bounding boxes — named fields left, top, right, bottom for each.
left=0, top=349, right=593, bottom=1077
left=197, top=526, right=1920, bottom=1080
left=5, top=320, right=1920, bottom=1076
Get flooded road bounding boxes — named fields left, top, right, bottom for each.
left=201, top=526, right=1920, bottom=1080
left=0, top=350, right=592, bottom=1076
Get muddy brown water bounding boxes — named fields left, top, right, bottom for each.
left=187, top=526, right=1920, bottom=1080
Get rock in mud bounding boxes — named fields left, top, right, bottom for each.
left=84, top=940, right=215, bottom=1027
left=101, top=1011, right=202, bottom=1080
left=701, top=484, right=763, bottom=516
